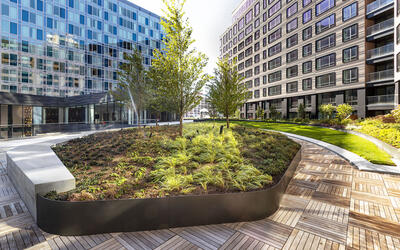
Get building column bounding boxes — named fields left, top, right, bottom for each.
left=357, top=88, right=366, bottom=118
left=265, top=101, right=270, bottom=119
left=64, top=107, right=68, bottom=124
left=336, top=92, right=344, bottom=106
left=395, top=81, right=400, bottom=106
left=311, top=95, right=317, bottom=119
left=245, top=103, right=248, bottom=119
left=281, top=98, right=288, bottom=119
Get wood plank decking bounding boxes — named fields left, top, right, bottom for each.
left=1, top=141, right=400, bottom=249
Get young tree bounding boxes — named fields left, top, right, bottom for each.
left=150, top=0, right=210, bottom=136
left=269, top=105, right=279, bottom=121
left=336, top=104, right=353, bottom=121
left=256, top=108, right=265, bottom=120
left=319, top=104, right=336, bottom=120
left=297, top=103, right=306, bottom=119
left=207, top=59, right=248, bottom=128
left=112, top=48, right=150, bottom=131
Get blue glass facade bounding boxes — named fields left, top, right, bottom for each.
left=0, top=0, right=162, bottom=97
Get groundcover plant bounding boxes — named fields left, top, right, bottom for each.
left=49, top=123, right=300, bottom=201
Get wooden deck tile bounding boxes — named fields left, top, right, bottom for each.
left=237, top=219, right=293, bottom=249
left=349, top=211, right=400, bottom=238
left=296, top=213, right=347, bottom=244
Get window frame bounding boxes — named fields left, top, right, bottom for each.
left=342, top=45, right=358, bottom=63
left=343, top=67, right=359, bottom=84
left=342, top=2, right=358, bottom=22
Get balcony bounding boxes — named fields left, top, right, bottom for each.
left=366, top=0, right=394, bottom=17
left=366, top=18, right=394, bottom=40
left=367, top=94, right=394, bottom=104
left=367, top=69, right=394, bottom=83
left=367, top=43, right=394, bottom=63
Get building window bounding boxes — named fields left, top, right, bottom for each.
left=302, top=78, right=312, bottom=90
left=316, top=53, right=336, bottom=70
left=269, top=71, right=282, bottom=83
left=254, top=89, right=260, bottom=98
left=269, top=0, right=281, bottom=17
left=268, top=14, right=282, bottom=30
left=343, top=68, right=358, bottom=84
left=343, top=46, right=358, bottom=63
left=397, top=24, right=400, bottom=44
left=303, top=61, right=312, bottom=73
left=316, top=0, right=335, bottom=16
left=268, top=42, right=282, bottom=56
left=245, top=9, right=253, bottom=24
left=303, top=44, right=312, bottom=57
left=343, top=24, right=358, bottom=42
left=254, top=77, right=260, bottom=86
left=345, top=89, right=358, bottom=105
left=263, top=88, right=267, bottom=97
left=286, top=50, right=298, bottom=63
left=316, top=14, right=335, bottom=34
left=286, top=65, right=298, bottom=78
left=303, top=9, right=312, bottom=24
left=303, top=0, right=312, bottom=7
left=287, top=2, right=298, bottom=18
left=316, top=33, right=336, bottom=52
left=269, top=85, right=282, bottom=96
left=287, top=81, right=298, bottom=93
left=397, top=53, right=400, bottom=72
left=343, top=2, right=357, bottom=22
left=268, top=28, right=282, bottom=43
left=263, top=75, right=267, bottom=84
left=287, top=34, right=298, bottom=48
left=303, top=26, right=312, bottom=40
left=287, top=18, right=298, bottom=33
left=269, top=57, right=282, bottom=70
left=316, top=73, right=336, bottom=88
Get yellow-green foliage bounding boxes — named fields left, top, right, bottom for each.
left=356, top=119, right=400, bottom=148
left=150, top=123, right=279, bottom=193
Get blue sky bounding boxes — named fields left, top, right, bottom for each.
left=129, top=0, right=242, bottom=75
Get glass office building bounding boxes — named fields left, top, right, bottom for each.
left=0, top=0, right=167, bottom=139
left=0, top=0, right=162, bottom=96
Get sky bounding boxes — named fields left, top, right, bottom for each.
left=129, top=0, right=242, bottom=75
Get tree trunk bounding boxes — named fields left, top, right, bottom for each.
left=226, top=116, right=230, bottom=129
left=179, top=115, right=183, bottom=137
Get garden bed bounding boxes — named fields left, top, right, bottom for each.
left=38, top=123, right=301, bottom=235
left=49, top=123, right=300, bottom=201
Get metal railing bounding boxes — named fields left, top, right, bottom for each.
left=367, top=94, right=395, bottom=104
left=367, top=0, right=394, bottom=14
left=366, top=18, right=394, bottom=36
left=367, top=69, right=394, bottom=82
left=367, top=43, right=394, bottom=59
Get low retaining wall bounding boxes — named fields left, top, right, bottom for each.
left=36, top=148, right=301, bottom=236
left=7, top=144, right=75, bottom=221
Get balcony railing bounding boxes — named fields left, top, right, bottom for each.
left=367, top=43, right=394, bottom=59
left=367, top=0, right=394, bottom=14
left=366, top=18, right=394, bottom=36
left=367, top=69, right=394, bottom=82
left=367, top=94, right=394, bottom=104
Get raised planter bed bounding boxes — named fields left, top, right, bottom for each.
left=37, top=147, right=301, bottom=236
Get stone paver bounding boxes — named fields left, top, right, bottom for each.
left=1, top=141, right=400, bottom=249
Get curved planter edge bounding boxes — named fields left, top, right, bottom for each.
left=37, top=148, right=302, bottom=236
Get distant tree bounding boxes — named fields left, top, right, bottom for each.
left=207, top=59, right=248, bottom=128
left=319, top=104, right=336, bottom=120
left=207, top=100, right=219, bottom=119
left=336, top=104, right=353, bottom=121
left=112, top=49, right=150, bottom=132
left=256, top=108, right=265, bottom=120
left=269, top=105, right=280, bottom=121
left=149, top=0, right=210, bottom=136
left=297, top=103, right=306, bottom=119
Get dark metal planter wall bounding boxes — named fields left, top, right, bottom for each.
left=37, top=149, right=301, bottom=236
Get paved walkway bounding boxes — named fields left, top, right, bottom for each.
left=0, top=141, right=400, bottom=249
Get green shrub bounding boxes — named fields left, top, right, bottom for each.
left=336, top=104, right=353, bottom=121
left=356, top=119, right=400, bottom=148
left=391, top=106, right=400, bottom=123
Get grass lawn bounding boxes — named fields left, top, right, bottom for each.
left=232, top=121, right=395, bottom=166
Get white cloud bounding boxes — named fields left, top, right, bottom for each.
left=128, top=0, right=241, bottom=75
